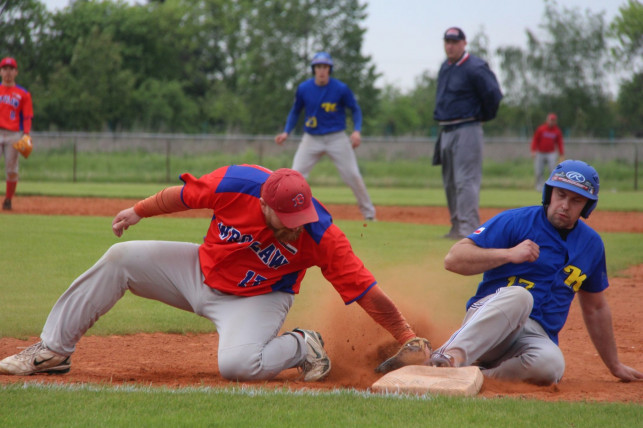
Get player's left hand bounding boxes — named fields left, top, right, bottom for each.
left=275, top=132, right=288, bottom=145
left=12, top=134, right=33, bottom=159
left=611, top=363, right=643, bottom=382
left=375, top=337, right=432, bottom=374
left=112, top=207, right=142, bottom=237
left=350, top=131, right=361, bottom=148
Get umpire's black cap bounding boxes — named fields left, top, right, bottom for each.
left=444, top=27, right=466, bottom=41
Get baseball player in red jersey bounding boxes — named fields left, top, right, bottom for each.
left=531, top=113, right=564, bottom=191
left=0, top=165, right=430, bottom=381
left=0, top=57, right=33, bottom=210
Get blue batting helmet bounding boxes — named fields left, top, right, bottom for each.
left=542, top=160, right=599, bottom=218
left=311, top=52, right=333, bottom=74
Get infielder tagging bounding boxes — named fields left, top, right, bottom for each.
left=381, top=160, right=642, bottom=385
left=0, top=165, right=430, bottom=380
left=0, top=57, right=33, bottom=211
left=275, top=52, right=376, bottom=221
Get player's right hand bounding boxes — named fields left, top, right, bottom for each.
left=509, top=239, right=540, bottom=264
left=274, top=132, right=288, bottom=145
left=112, top=207, right=141, bottom=237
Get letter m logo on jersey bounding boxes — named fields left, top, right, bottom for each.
left=563, top=265, right=587, bottom=292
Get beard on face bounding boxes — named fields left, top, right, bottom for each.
left=262, top=205, right=304, bottom=242
left=270, top=225, right=303, bottom=242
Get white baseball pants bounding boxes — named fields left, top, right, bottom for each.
left=40, top=241, right=308, bottom=380
left=0, top=130, right=21, bottom=181
left=434, top=286, right=565, bottom=385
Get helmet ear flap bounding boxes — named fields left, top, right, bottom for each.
left=311, top=64, right=333, bottom=75
left=580, top=201, right=593, bottom=219
left=542, top=184, right=553, bottom=207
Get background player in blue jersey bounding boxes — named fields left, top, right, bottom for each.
left=275, top=52, right=376, bottom=221
left=428, top=160, right=642, bottom=385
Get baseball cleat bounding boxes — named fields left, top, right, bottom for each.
left=2, top=199, right=11, bottom=210
left=0, top=342, right=71, bottom=375
left=293, top=328, right=331, bottom=381
left=430, top=351, right=455, bottom=368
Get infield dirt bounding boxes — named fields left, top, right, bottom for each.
left=1, top=196, right=641, bottom=402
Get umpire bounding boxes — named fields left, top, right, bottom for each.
left=433, top=27, right=502, bottom=239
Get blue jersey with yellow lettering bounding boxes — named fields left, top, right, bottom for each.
left=466, top=205, right=608, bottom=343
left=283, top=77, right=362, bottom=135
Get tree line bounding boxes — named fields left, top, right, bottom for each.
left=1, top=0, right=641, bottom=137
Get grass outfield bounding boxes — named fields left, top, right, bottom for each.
left=2, top=383, right=640, bottom=427
left=1, top=206, right=642, bottom=425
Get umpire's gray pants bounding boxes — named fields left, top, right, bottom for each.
left=440, top=123, right=483, bottom=236
left=292, top=131, right=376, bottom=219
left=41, top=241, right=308, bottom=381
left=434, top=286, right=565, bottom=385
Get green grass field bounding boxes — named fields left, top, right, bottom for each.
left=2, top=383, right=640, bottom=427
left=1, top=179, right=642, bottom=426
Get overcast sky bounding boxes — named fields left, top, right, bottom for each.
left=43, top=0, right=626, bottom=91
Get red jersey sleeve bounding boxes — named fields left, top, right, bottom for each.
left=21, top=90, right=33, bottom=133
left=180, top=171, right=223, bottom=209
left=315, top=223, right=377, bottom=304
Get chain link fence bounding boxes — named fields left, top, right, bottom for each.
left=27, top=132, right=643, bottom=189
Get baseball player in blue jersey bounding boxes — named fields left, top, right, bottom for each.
left=427, top=160, right=642, bottom=385
left=275, top=52, right=376, bottom=221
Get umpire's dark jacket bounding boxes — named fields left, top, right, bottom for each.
left=433, top=52, right=503, bottom=123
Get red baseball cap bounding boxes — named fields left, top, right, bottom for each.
left=261, top=168, right=318, bottom=228
left=0, top=57, right=17, bottom=69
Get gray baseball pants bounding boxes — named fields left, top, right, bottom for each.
left=292, top=131, right=376, bottom=219
left=40, top=241, right=308, bottom=381
left=534, top=152, right=558, bottom=191
left=440, top=123, right=483, bottom=237
left=434, top=286, right=565, bottom=385
left=0, top=130, right=21, bottom=181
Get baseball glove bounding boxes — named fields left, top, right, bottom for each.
left=375, top=337, right=432, bottom=374
left=13, top=135, right=33, bottom=159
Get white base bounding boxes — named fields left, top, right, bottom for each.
left=371, top=365, right=484, bottom=396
